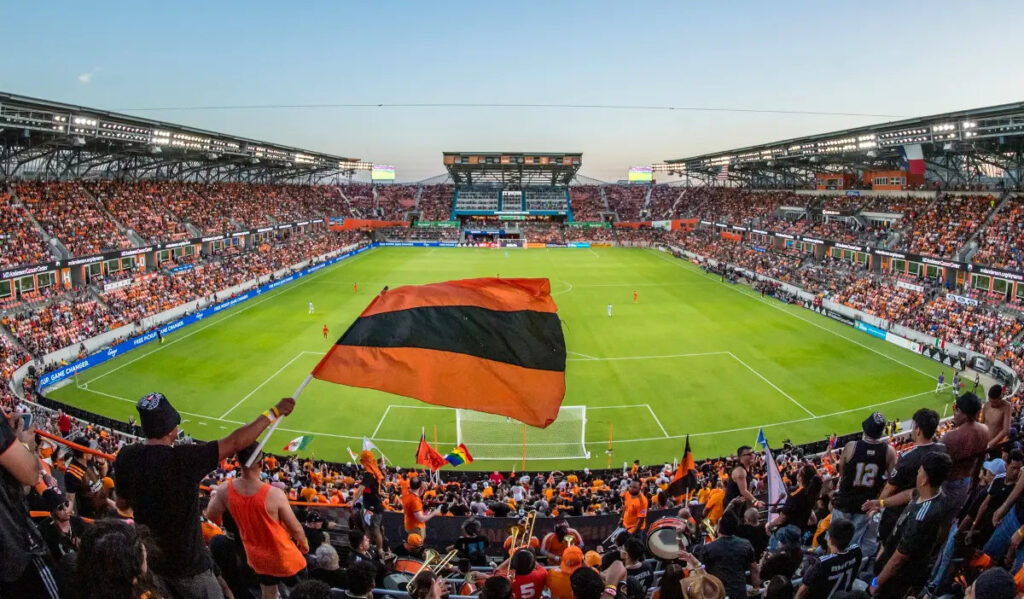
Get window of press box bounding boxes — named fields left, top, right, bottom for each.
left=0, top=280, right=11, bottom=298
left=87, top=263, right=102, bottom=278
left=37, top=272, right=56, bottom=289
left=926, top=265, right=940, bottom=278
left=892, top=259, right=906, bottom=272
left=121, top=257, right=134, bottom=270
left=105, top=259, right=120, bottom=273
left=972, top=275, right=990, bottom=290
left=907, top=262, right=921, bottom=276
left=1017, top=285, right=1024, bottom=300
left=992, top=278, right=1008, bottom=294
left=18, top=276, right=35, bottom=292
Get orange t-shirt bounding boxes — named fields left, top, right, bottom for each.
left=621, top=492, right=649, bottom=533
left=402, top=491, right=424, bottom=531
left=705, top=488, right=725, bottom=524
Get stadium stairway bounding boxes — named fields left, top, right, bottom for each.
left=84, top=185, right=145, bottom=247
left=337, top=186, right=362, bottom=218
left=958, top=188, right=1013, bottom=263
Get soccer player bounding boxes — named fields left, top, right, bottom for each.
left=935, top=371, right=945, bottom=394
left=607, top=304, right=613, bottom=317
left=308, top=301, right=314, bottom=315
left=952, top=372, right=961, bottom=397
left=353, top=282, right=358, bottom=294
left=322, top=324, right=329, bottom=339
left=632, top=290, right=638, bottom=304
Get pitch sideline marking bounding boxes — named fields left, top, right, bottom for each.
left=82, top=250, right=372, bottom=386
left=567, top=351, right=729, bottom=362
left=645, top=404, right=670, bottom=438
left=551, top=281, right=574, bottom=296
left=567, top=350, right=598, bottom=360
left=371, top=406, right=392, bottom=438
left=727, top=351, right=816, bottom=417
left=218, top=351, right=321, bottom=419
left=649, top=250, right=936, bottom=380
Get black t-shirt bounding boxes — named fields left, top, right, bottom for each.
left=209, top=533, right=258, bottom=599
left=64, top=459, right=101, bottom=519
left=879, top=443, right=947, bottom=539
left=490, top=502, right=511, bottom=517
left=693, top=535, right=754, bottom=599
left=781, top=487, right=814, bottom=532
left=625, top=561, right=654, bottom=592
left=0, top=417, right=50, bottom=583
left=878, top=491, right=953, bottom=589
left=449, top=503, right=470, bottom=517
left=114, top=441, right=220, bottom=578
left=361, top=473, right=383, bottom=512
left=735, top=523, right=770, bottom=560
left=760, top=548, right=803, bottom=582
left=800, top=546, right=863, bottom=599
left=39, top=516, right=88, bottom=558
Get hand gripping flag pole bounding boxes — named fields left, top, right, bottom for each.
left=245, top=277, right=566, bottom=469
left=246, top=374, right=313, bottom=468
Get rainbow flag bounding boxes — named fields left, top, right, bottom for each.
left=444, top=443, right=474, bottom=467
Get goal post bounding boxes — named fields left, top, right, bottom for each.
left=456, top=405, right=591, bottom=461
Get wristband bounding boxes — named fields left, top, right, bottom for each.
left=262, top=410, right=276, bottom=423
left=879, top=499, right=885, bottom=509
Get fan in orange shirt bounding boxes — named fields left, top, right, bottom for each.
left=540, top=521, right=583, bottom=564
left=546, top=546, right=585, bottom=599
left=704, top=480, right=726, bottom=525
left=621, top=480, right=649, bottom=534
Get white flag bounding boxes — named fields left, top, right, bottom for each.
left=363, top=437, right=377, bottom=452
left=764, top=444, right=788, bottom=524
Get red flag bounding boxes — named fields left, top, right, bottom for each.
left=416, top=432, right=448, bottom=471
left=666, top=435, right=698, bottom=497
left=311, top=277, right=566, bottom=427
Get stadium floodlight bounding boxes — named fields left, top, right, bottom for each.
left=71, top=136, right=86, bottom=147
left=149, top=145, right=162, bottom=154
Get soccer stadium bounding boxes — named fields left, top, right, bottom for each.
left=3, top=4, right=1024, bottom=599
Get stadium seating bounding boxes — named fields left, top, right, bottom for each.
left=568, top=185, right=605, bottom=221
left=899, top=193, right=995, bottom=258
left=417, top=185, right=454, bottom=221
left=84, top=180, right=191, bottom=244
left=15, top=181, right=133, bottom=255
left=341, top=184, right=375, bottom=218
left=0, top=189, right=53, bottom=269
left=374, top=185, right=418, bottom=220
left=603, top=185, right=648, bottom=221
left=973, top=195, right=1024, bottom=269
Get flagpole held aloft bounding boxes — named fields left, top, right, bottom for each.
left=246, top=373, right=313, bottom=468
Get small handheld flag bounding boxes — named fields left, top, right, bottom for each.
left=755, top=428, right=768, bottom=449
left=416, top=431, right=448, bottom=471
left=444, top=443, right=474, bottom=467
left=363, top=437, right=377, bottom=452
left=283, top=435, right=313, bottom=452
left=666, top=435, right=697, bottom=497
left=311, top=278, right=567, bottom=428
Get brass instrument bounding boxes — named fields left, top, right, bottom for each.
left=564, top=535, right=575, bottom=547
left=412, top=548, right=459, bottom=579
left=507, top=522, right=525, bottom=551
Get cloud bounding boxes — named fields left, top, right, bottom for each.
left=77, top=71, right=94, bottom=85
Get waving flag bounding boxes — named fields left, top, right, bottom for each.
left=283, top=435, right=313, bottom=452
left=363, top=437, right=378, bottom=452
left=757, top=429, right=788, bottom=524
left=666, top=435, right=698, bottom=497
left=416, top=432, right=448, bottom=471
left=444, top=443, right=474, bottom=467
left=311, top=278, right=567, bottom=428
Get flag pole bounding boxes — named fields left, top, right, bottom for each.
left=607, top=423, right=613, bottom=469
left=245, top=373, right=313, bottom=468
left=433, top=424, right=438, bottom=451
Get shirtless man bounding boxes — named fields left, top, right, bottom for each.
left=983, top=384, right=1012, bottom=450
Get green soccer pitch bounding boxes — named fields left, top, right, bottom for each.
left=48, top=246, right=952, bottom=470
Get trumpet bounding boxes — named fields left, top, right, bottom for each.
left=564, top=534, right=575, bottom=547
left=412, top=548, right=459, bottom=579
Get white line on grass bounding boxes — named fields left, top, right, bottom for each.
left=551, top=281, right=574, bottom=296
left=567, top=351, right=729, bottom=362
left=83, top=250, right=372, bottom=386
left=588, top=249, right=600, bottom=258
left=649, top=250, right=936, bottom=380
left=727, top=351, right=816, bottom=417
left=646, top=404, right=669, bottom=437
left=567, top=350, right=598, bottom=360
left=371, top=406, right=392, bottom=438
left=218, top=351, right=320, bottom=419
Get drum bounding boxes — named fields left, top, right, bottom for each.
left=393, top=558, right=425, bottom=576
left=646, top=517, right=686, bottom=559
left=383, top=573, right=413, bottom=591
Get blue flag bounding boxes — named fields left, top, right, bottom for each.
left=755, top=428, right=768, bottom=449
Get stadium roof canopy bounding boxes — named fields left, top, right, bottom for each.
left=443, top=152, right=582, bottom=187
left=659, top=101, right=1024, bottom=188
left=0, top=92, right=367, bottom=183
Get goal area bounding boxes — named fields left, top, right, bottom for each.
left=456, top=405, right=591, bottom=461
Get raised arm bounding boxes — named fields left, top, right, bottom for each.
left=218, top=398, right=295, bottom=461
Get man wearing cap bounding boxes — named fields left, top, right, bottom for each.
left=114, top=392, right=295, bottom=598
left=541, top=520, right=584, bottom=564
left=832, top=412, right=897, bottom=555
left=38, top=488, right=88, bottom=559
left=64, top=434, right=107, bottom=518
left=205, top=442, right=307, bottom=599
left=392, top=532, right=426, bottom=559
left=984, top=384, right=1013, bottom=450
left=966, top=567, right=1016, bottom=599
left=939, top=392, right=989, bottom=512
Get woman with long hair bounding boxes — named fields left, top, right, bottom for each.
left=75, top=519, right=162, bottom=599
left=773, top=464, right=821, bottom=534
left=407, top=569, right=449, bottom=599
left=652, top=563, right=686, bottom=599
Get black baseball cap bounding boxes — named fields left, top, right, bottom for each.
left=136, top=392, right=181, bottom=439
left=42, top=488, right=69, bottom=512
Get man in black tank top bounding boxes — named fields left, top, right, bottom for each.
left=724, top=446, right=763, bottom=511
left=831, top=412, right=897, bottom=557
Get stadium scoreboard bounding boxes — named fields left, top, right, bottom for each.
left=628, top=166, right=653, bottom=182
left=371, top=164, right=396, bottom=180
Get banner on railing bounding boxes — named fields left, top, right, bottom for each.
left=945, top=293, right=979, bottom=307
left=896, top=280, right=924, bottom=293
left=855, top=320, right=887, bottom=340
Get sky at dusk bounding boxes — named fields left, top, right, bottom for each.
left=4, top=1, right=1023, bottom=181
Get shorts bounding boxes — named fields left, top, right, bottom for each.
left=256, top=568, right=305, bottom=587
left=366, top=510, right=383, bottom=530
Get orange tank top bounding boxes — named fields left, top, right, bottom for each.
left=227, top=480, right=306, bottom=577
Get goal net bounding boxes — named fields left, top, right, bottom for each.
left=456, top=406, right=590, bottom=461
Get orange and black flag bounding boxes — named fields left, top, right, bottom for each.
left=416, top=432, right=449, bottom=471
left=666, top=435, right=698, bottom=497
left=312, top=277, right=567, bottom=428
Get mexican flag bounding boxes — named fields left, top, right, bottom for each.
left=283, top=435, right=313, bottom=452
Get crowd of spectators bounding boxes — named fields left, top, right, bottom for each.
left=341, top=184, right=376, bottom=218
left=974, top=196, right=1024, bottom=269
left=375, top=185, right=418, bottom=220
left=15, top=181, right=133, bottom=256
left=603, top=186, right=647, bottom=222
left=0, top=188, right=54, bottom=269
left=645, top=186, right=682, bottom=220
left=897, top=296, right=1023, bottom=359
left=84, top=181, right=190, bottom=245
left=568, top=186, right=606, bottom=221
left=563, top=226, right=615, bottom=242
left=417, top=185, right=454, bottom=221
left=900, top=193, right=996, bottom=258
left=830, top=278, right=927, bottom=322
